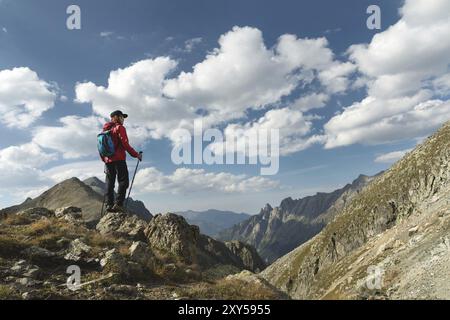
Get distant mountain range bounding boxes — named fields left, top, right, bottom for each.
left=175, top=209, right=250, bottom=237
left=218, top=173, right=380, bottom=263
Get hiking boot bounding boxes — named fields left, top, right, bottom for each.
left=112, top=204, right=125, bottom=213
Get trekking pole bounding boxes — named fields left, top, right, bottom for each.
left=100, top=166, right=108, bottom=218
left=125, top=152, right=142, bottom=209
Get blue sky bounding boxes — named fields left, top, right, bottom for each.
left=1, top=0, right=449, bottom=214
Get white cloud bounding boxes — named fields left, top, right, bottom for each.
left=210, top=107, right=323, bottom=157
left=164, top=26, right=352, bottom=126
left=134, top=167, right=280, bottom=194
left=289, top=93, right=329, bottom=112
left=183, top=37, right=202, bottom=52
left=100, top=31, right=114, bottom=37
left=324, top=0, right=450, bottom=148
left=325, top=99, right=450, bottom=148
left=76, top=57, right=195, bottom=140
left=44, top=160, right=104, bottom=182
left=32, top=115, right=104, bottom=159
left=0, top=67, right=57, bottom=128
left=0, top=142, right=57, bottom=167
left=374, top=148, right=413, bottom=164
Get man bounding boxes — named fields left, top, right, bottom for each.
left=100, top=110, right=142, bottom=212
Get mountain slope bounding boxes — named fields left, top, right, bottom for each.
left=0, top=206, right=278, bottom=300
left=0, top=177, right=152, bottom=223
left=261, top=121, right=450, bottom=299
left=0, top=178, right=103, bottom=222
left=175, top=209, right=250, bottom=237
left=218, top=174, right=376, bottom=263
left=83, top=177, right=152, bottom=221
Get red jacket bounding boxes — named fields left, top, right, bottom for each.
left=101, top=122, right=139, bottom=163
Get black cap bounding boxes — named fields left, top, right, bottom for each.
left=110, top=110, right=128, bottom=118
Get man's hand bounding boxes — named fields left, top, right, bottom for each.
left=137, top=152, right=143, bottom=162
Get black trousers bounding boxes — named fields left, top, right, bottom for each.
left=105, top=160, right=129, bottom=206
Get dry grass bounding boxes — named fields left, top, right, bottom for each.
left=176, top=278, right=284, bottom=300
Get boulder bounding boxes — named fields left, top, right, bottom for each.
left=21, top=246, right=57, bottom=264
left=129, top=241, right=156, bottom=269
left=100, top=248, right=145, bottom=282
left=64, top=238, right=92, bottom=262
left=55, top=206, right=82, bottom=218
left=144, top=213, right=200, bottom=264
left=96, top=212, right=147, bottom=241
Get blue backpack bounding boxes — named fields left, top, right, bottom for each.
left=97, top=130, right=115, bottom=157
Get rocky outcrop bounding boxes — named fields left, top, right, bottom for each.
left=176, top=209, right=250, bottom=237
left=225, top=241, right=266, bottom=272
left=261, top=121, right=450, bottom=299
left=218, top=174, right=377, bottom=263
left=96, top=212, right=147, bottom=241
left=145, top=213, right=264, bottom=272
left=145, top=213, right=200, bottom=264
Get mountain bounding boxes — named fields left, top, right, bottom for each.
left=0, top=177, right=152, bottom=223
left=175, top=209, right=250, bottom=237
left=261, top=121, right=450, bottom=299
left=83, top=177, right=152, bottom=221
left=0, top=205, right=278, bottom=299
left=218, top=174, right=378, bottom=263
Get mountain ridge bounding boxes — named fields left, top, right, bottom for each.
left=218, top=173, right=379, bottom=262
left=261, top=120, right=450, bottom=299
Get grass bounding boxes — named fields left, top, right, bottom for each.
left=176, top=278, right=283, bottom=300
left=0, top=285, right=20, bottom=300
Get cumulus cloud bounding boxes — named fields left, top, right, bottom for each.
left=209, top=107, right=323, bottom=157
left=44, top=160, right=104, bottom=182
left=75, top=26, right=351, bottom=151
left=374, top=148, right=413, bottom=164
left=183, top=37, right=202, bottom=52
left=0, top=142, right=57, bottom=167
left=0, top=67, right=57, bottom=128
left=134, top=167, right=280, bottom=194
left=76, top=57, right=195, bottom=140
left=324, top=0, right=450, bottom=148
left=164, top=27, right=353, bottom=127
left=32, top=115, right=104, bottom=159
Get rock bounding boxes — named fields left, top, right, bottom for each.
left=129, top=241, right=156, bottom=269
left=23, top=267, right=40, bottom=278
left=17, top=207, right=53, bottom=219
left=144, top=213, right=200, bottom=264
left=55, top=206, right=82, bottom=218
left=22, top=291, right=41, bottom=300
left=64, top=239, right=92, bottom=262
left=225, top=240, right=266, bottom=272
left=100, top=249, right=131, bottom=281
left=408, top=226, right=419, bottom=236
left=10, top=260, right=28, bottom=273
left=96, top=212, right=147, bottom=241
left=21, top=246, right=57, bottom=264
left=17, top=277, right=40, bottom=287
left=56, top=237, right=71, bottom=248
left=104, top=284, right=138, bottom=296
